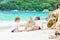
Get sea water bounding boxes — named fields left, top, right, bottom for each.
left=0, top=11, right=48, bottom=21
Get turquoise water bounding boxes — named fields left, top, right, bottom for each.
left=0, top=11, right=48, bottom=21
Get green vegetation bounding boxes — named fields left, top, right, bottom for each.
left=0, top=0, right=60, bottom=11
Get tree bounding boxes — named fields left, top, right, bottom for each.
left=0, top=0, right=59, bottom=11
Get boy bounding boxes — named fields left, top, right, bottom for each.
left=11, top=17, right=20, bottom=32
left=32, top=17, right=43, bottom=30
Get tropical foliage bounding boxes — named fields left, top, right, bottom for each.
left=0, top=0, right=60, bottom=11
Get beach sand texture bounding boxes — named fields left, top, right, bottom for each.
left=0, top=21, right=57, bottom=40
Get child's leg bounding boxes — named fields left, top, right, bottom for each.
left=14, top=29, right=19, bottom=32
left=25, top=26, right=35, bottom=32
left=34, top=26, right=39, bottom=30
left=19, top=30, right=23, bottom=32
left=25, top=27, right=32, bottom=32
left=14, top=28, right=19, bottom=32
left=31, top=26, right=39, bottom=30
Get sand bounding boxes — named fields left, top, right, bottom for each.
left=0, top=20, right=56, bottom=40
left=0, top=30, right=55, bottom=40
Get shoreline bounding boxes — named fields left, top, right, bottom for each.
left=0, top=20, right=47, bottom=29
left=0, top=10, right=49, bottom=13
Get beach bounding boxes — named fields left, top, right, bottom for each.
left=0, top=0, right=60, bottom=40
left=0, top=20, right=56, bottom=40
left=0, top=29, right=55, bottom=40
left=0, top=20, right=47, bottom=32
